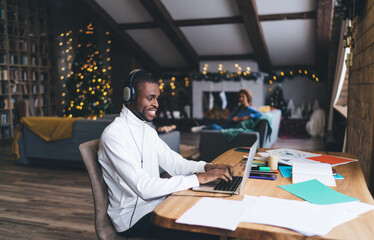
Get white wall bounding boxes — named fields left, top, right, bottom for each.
left=192, top=60, right=266, bottom=118
left=264, top=76, right=326, bottom=111
left=192, top=80, right=265, bottom=118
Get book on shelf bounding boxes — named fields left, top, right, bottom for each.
left=0, top=39, right=5, bottom=49
left=0, top=54, right=6, bottom=64
left=31, top=43, right=37, bottom=52
left=11, top=84, right=20, bottom=94
left=41, top=72, right=47, bottom=80
left=10, top=98, right=16, bottom=109
left=1, top=83, right=8, bottom=94
left=35, top=96, right=44, bottom=108
left=3, top=98, right=9, bottom=109
left=31, top=56, right=37, bottom=65
left=9, top=38, right=16, bottom=50
left=32, top=71, right=38, bottom=80
left=32, top=84, right=39, bottom=93
left=21, top=70, right=28, bottom=80
left=0, top=69, right=8, bottom=80
left=1, top=126, right=10, bottom=138
left=22, top=84, right=29, bottom=94
left=0, top=112, right=9, bottom=124
left=9, top=54, right=18, bottom=64
left=10, top=68, right=17, bottom=79
left=21, top=55, right=28, bottom=65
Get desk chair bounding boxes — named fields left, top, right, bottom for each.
left=79, top=139, right=152, bottom=240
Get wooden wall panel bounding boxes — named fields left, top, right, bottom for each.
left=347, top=115, right=373, bottom=182
left=349, top=84, right=374, bottom=103
left=356, top=1, right=374, bottom=36
left=348, top=1, right=374, bottom=193
left=350, top=64, right=374, bottom=84
left=349, top=95, right=372, bottom=123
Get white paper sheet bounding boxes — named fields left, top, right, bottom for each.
left=266, top=148, right=321, bottom=159
left=292, top=162, right=336, bottom=186
left=241, top=195, right=374, bottom=236
left=176, top=197, right=246, bottom=231
left=242, top=195, right=336, bottom=236
left=257, top=151, right=320, bottom=166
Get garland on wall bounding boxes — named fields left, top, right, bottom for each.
left=263, top=69, right=320, bottom=84
left=154, top=66, right=321, bottom=96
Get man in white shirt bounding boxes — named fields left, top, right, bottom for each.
left=99, top=69, right=232, bottom=239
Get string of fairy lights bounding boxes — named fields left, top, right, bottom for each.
left=155, top=63, right=321, bottom=97
left=58, top=23, right=112, bottom=119
left=58, top=30, right=74, bottom=107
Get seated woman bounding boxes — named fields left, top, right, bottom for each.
left=192, top=89, right=264, bottom=132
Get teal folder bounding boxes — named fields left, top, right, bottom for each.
left=279, top=179, right=359, bottom=205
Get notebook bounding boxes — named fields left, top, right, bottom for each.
left=192, top=140, right=258, bottom=194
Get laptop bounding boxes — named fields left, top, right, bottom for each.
left=192, top=140, right=258, bottom=195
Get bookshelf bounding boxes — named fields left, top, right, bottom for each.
left=0, top=0, right=54, bottom=139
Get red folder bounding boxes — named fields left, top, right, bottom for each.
left=307, top=154, right=356, bottom=165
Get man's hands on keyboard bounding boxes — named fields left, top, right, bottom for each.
left=196, top=164, right=233, bottom=184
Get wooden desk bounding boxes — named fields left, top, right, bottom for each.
left=152, top=148, right=374, bottom=239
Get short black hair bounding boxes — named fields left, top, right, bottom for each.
left=132, top=70, right=158, bottom=95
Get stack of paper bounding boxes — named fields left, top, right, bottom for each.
left=264, top=148, right=357, bottom=167
left=292, top=162, right=336, bottom=186
left=241, top=195, right=374, bottom=236
left=176, top=195, right=374, bottom=236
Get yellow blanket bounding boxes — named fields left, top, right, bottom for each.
left=12, top=116, right=81, bottom=159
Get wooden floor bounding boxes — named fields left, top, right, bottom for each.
left=0, top=140, right=97, bottom=240
left=0, top=134, right=323, bottom=239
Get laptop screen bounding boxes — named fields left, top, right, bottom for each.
left=239, top=139, right=258, bottom=192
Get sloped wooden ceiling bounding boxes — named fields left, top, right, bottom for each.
left=84, top=0, right=334, bottom=74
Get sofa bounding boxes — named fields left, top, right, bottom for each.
left=17, top=116, right=180, bottom=165
left=199, top=109, right=282, bottom=162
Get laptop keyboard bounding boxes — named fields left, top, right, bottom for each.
left=213, top=176, right=242, bottom=192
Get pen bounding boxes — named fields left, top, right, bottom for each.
left=252, top=166, right=271, bottom=171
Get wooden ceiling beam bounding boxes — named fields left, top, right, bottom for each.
left=199, top=54, right=256, bottom=61
left=140, top=0, right=199, bottom=70
left=316, top=0, right=334, bottom=76
left=175, top=16, right=242, bottom=27
left=259, top=11, right=316, bottom=21
left=236, top=0, right=272, bottom=72
left=119, top=12, right=316, bottom=30
left=118, top=22, right=158, bottom=30
left=82, top=0, right=161, bottom=74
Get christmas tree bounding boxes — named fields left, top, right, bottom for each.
left=62, top=23, right=112, bottom=118
left=268, top=85, right=287, bottom=115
